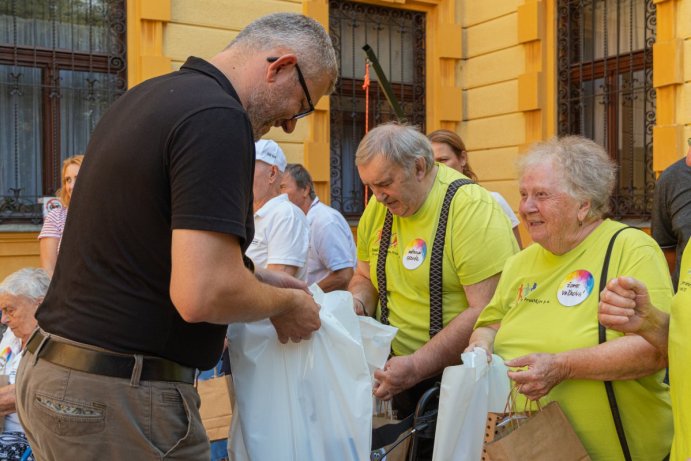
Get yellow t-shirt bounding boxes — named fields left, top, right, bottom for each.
left=357, top=164, right=518, bottom=356
left=476, top=220, right=673, bottom=460
left=670, top=242, right=691, bottom=461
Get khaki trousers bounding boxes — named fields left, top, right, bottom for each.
left=16, top=345, right=209, bottom=460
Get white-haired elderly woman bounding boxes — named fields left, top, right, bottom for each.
left=467, top=136, right=673, bottom=460
left=0, top=268, right=49, bottom=460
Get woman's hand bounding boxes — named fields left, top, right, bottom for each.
left=464, top=326, right=498, bottom=362
left=506, top=353, right=570, bottom=401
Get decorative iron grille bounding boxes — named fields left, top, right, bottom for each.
left=0, top=0, right=126, bottom=223
left=329, top=1, right=426, bottom=219
left=557, top=0, right=656, bottom=220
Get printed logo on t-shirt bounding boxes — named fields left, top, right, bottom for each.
left=376, top=229, right=398, bottom=249
left=516, top=281, right=538, bottom=303
left=402, top=238, right=427, bottom=270
left=557, top=270, right=594, bottom=307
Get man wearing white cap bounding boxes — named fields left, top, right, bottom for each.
left=247, top=139, right=309, bottom=279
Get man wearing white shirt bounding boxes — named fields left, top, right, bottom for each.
left=281, top=163, right=356, bottom=291
left=247, top=140, right=309, bottom=279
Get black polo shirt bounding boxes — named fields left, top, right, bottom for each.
left=37, top=57, right=255, bottom=370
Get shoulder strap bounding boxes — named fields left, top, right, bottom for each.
left=429, top=178, right=474, bottom=336
left=377, top=178, right=473, bottom=338
left=598, top=226, right=635, bottom=461
left=377, top=210, right=394, bottom=325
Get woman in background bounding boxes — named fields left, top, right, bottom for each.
left=428, top=130, right=522, bottom=248
left=38, top=154, right=84, bottom=276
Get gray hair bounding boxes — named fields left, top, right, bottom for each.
left=228, top=13, right=338, bottom=94
left=517, top=135, right=616, bottom=219
left=0, top=268, right=50, bottom=300
left=355, top=123, right=435, bottom=174
left=285, top=164, right=316, bottom=200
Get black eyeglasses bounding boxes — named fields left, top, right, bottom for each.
left=267, top=57, right=315, bottom=120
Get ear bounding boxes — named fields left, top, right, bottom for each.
left=414, top=157, right=427, bottom=180
left=459, top=151, right=468, bottom=167
left=265, top=54, right=298, bottom=83
left=577, top=199, right=591, bottom=222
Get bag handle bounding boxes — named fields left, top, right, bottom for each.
left=598, top=226, right=634, bottom=461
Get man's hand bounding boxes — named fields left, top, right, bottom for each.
left=269, top=289, right=321, bottom=343
left=505, top=353, right=570, bottom=401
left=372, top=355, right=420, bottom=401
left=599, top=276, right=653, bottom=333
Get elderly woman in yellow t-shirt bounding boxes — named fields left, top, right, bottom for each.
left=467, top=136, right=673, bottom=460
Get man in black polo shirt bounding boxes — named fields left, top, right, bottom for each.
left=16, top=13, right=338, bottom=460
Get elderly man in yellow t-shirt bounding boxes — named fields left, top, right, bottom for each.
left=348, top=123, right=518, bottom=437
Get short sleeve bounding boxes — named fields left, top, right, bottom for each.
left=168, top=107, right=254, bottom=245
left=312, top=218, right=355, bottom=271
left=38, top=208, right=66, bottom=240
left=491, top=192, right=520, bottom=228
left=449, top=187, right=519, bottom=286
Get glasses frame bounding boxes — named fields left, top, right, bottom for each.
left=267, top=56, right=315, bottom=120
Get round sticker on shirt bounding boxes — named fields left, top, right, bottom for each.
left=402, top=238, right=427, bottom=270
left=556, top=270, right=595, bottom=307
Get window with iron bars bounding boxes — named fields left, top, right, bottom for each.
left=557, top=0, right=656, bottom=220
left=329, top=1, right=426, bottom=220
left=0, top=0, right=126, bottom=224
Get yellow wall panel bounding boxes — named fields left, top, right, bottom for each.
left=171, top=0, right=299, bottom=30
left=461, top=113, right=525, bottom=151
left=164, top=23, right=238, bottom=61
left=653, top=39, right=684, bottom=87
left=681, top=82, right=691, bottom=122
left=463, top=13, right=517, bottom=58
left=0, top=233, right=40, bottom=281
left=653, top=125, right=684, bottom=172
left=460, top=0, right=520, bottom=27
left=436, top=86, right=463, bottom=122
left=464, top=81, right=518, bottom=119
left=468, top=147, right=521, bottom=181
left=461, top=46, right=524, bottom=89
left=437, top=23, right=463, bottom=58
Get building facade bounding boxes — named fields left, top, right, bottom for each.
left=1, top=0, right=690, bottom=279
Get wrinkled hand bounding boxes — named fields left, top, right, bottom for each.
left=256, top=268, right=309, bottom=292
left=270, top=289, right=321, bottom=344
left=599, top=276, right=653, bottom=334
left=372, top=355, right=419, bottom=401
left=505, top=354, right=568, bottom=401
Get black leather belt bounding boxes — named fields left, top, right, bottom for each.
left=26, top=330, right=195, bottom=384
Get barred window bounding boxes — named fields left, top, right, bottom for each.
left=329, top=1, right=426, bottom=219
left=557, top=0, right=655, bottom=219
left=0, top=0, right=126, bottom=223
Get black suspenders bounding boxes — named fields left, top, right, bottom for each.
left=376, top=178, right=473, bottom=338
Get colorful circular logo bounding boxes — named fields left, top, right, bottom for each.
left=402, top=238, right=427, bottom=270
left=556, top=270, right=594, bottom=307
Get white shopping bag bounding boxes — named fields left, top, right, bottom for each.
left=227, top=287, right=372, bottom=461
left=358, top=315, right=397, bottom=375
left=431, top=348, right=510, bottom=461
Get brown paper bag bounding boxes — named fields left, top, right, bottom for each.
left=198, top=374, right=233, bottom=442
left=484, top=401, right=591, bottom=461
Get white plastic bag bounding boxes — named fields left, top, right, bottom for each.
left=358, top=315, right=397, bottom=375
left=227, top=288, right=372, bottom=461
left=431, top=348, right=510, bottom=461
